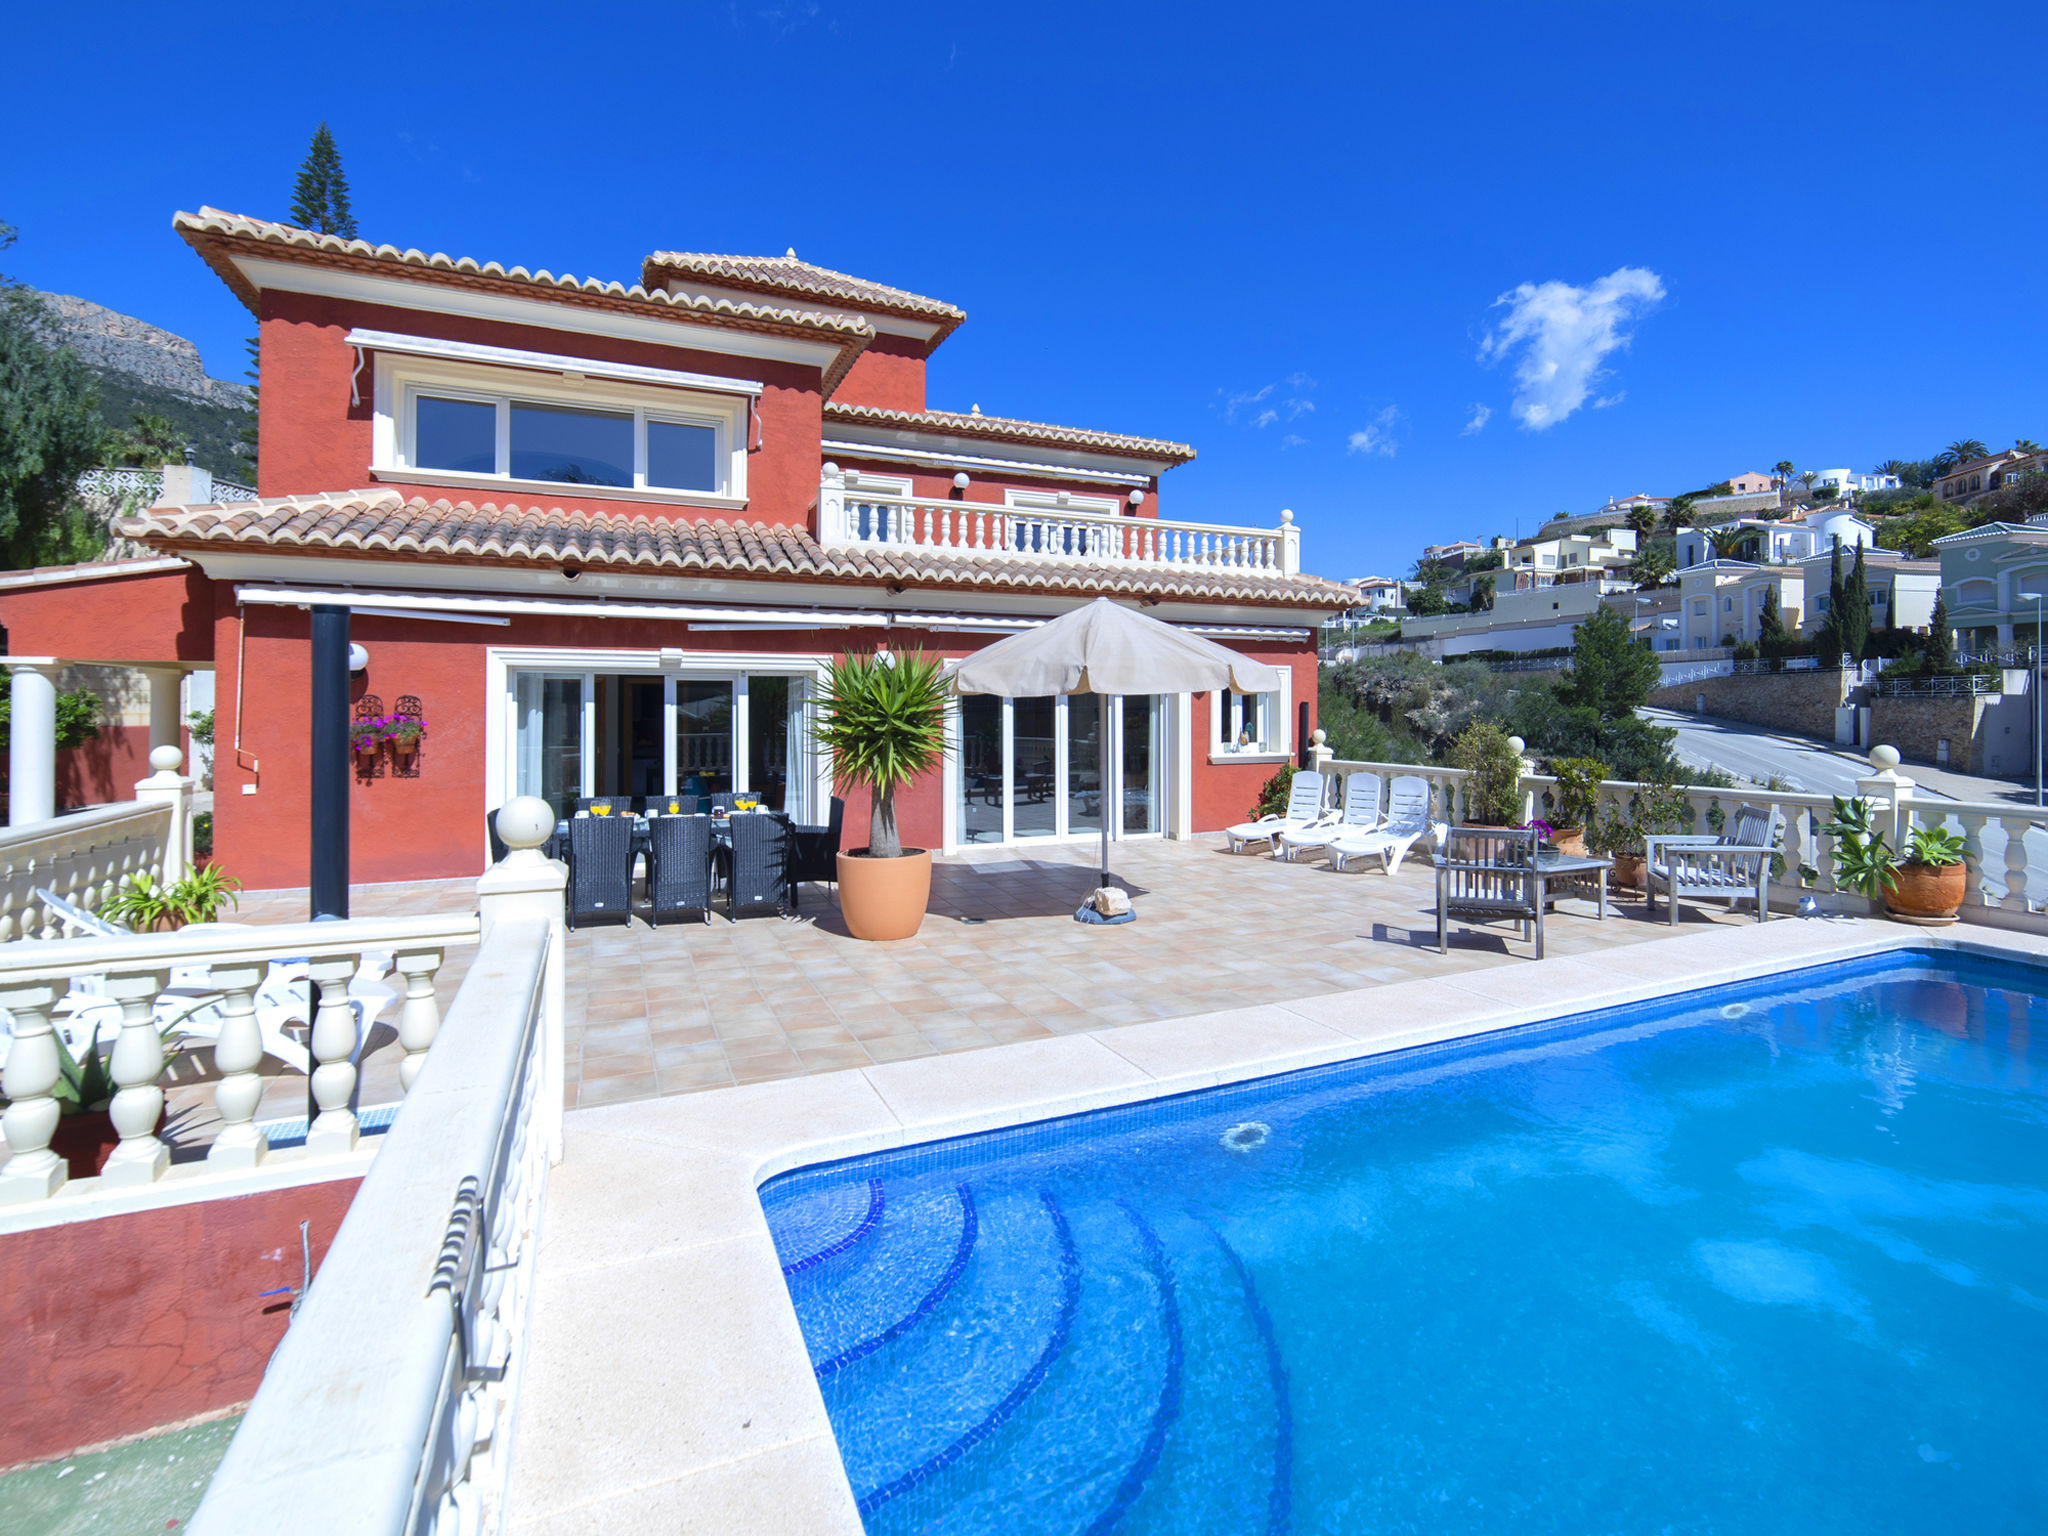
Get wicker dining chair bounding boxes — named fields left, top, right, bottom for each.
left=567, top=813, right=635, bottom=931
left=1435, top=825, right=1543, bottom=959
left=647, top=813, right=714, bottom=926
left=785, top=797, right=845, bottom=910
left=726, top=813, right=790, bottom=918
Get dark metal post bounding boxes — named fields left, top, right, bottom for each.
left=1298, top=700, right=1312, bottom=769
left=309, top=605, right=350, bottom=920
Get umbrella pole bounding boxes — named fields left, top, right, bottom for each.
left=1099, top=691, right=1110, bottom=891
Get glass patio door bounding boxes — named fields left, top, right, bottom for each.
left=514, top=672, right=589, bottom=818
left=952, top=694, right=1164, bottom=847
left=675, top=680, right=734, bottom=805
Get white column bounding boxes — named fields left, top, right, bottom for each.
left=1279, top=508, right=1300, bottom=574
left=479, top=797, right=570, bottom=1163
left=207, top=963, right=270, bottom=1169
left=8, top=663, right=57, bottom=827
left=141, top=665, right=185, bottom=756
left=133, top=746, right=193, bottom=881
left=100, top=967, right=172, bottom=1187
left=818, top=462, right=847, bottom=544
left=305, top=955, right=362, bottom=1156
left=1857, top=745, right=1915, bottom=852
left=0, top=982, right=67, bottom=1202
left=393, top=949, right=446, bottom=1093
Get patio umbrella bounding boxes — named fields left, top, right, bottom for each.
left=952, top=598, right=1283, bottom=903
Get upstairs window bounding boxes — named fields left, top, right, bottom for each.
left=374, top=345, right=751, bottom=505
left=412, top=390, right=724, bottom=493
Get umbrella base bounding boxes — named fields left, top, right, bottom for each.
left=1073, top=903, right=1136, bottom=925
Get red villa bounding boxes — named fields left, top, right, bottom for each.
left=0, top=209, right=1355, bottom=891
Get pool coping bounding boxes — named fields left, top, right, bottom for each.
left=503, top=917, right=2048, bottom=1534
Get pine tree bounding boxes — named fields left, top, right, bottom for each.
left=238, top=333, right=260, bottom=474
left=289, top=124, right=358, bottom=238
left=1927, top=593, right=1954, bottom=672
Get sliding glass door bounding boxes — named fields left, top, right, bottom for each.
left=952, top=694, right=1164, bottom=847
left=511, top=666, right=816, bottom=820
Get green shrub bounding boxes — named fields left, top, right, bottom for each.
left=1547, top=756, right=1609, bottom=829
left=1449, top=721, right=1525, bottom=825
left=1251, top=764, right=1296, bottom=821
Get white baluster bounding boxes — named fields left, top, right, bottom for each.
left=306, top=954, right=362, bottom=1156
left=0, top=982, right=67, bottom=1202
left=1999, top=817, right=2032, bottom=911
left=1778, top=802, right=1810, bottom=899
left=1958, top=812, right=1989, bottom=908
left=395, top=948, right=446, bottom=1092
left=100, top=967, right=172, bottom=1186
left=207, top=962, right=270, bottom=1169
left=1814, top=821, right=1838, bottom=894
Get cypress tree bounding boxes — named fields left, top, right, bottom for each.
left=1927, top=593, right=1955, bottom=672
left=1819, top=537, right=1846, bottom=661
left=1757, top=584, right=1786, bottom=655
left=289, top=124, right=358, bottom=238
left=1843, top=543, right=1872, bottom=661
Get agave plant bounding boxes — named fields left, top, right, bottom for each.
left=810, top=651, right=949, bottom=859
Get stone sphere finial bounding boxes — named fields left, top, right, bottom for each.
left=149, top=744, right=183, bottom=774
left=1507, top=736, right=1526, bottom=756
left=1869, top=745, right=1901, bottom=772
left=1311, top=727, right=1326, bottom=745
left=1280, top=508, right=1295, bottom=524
left=494, top=796, right=556, bottom=853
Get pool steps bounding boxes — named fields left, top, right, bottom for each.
left=769, top=1180, right=1293, bottom=1533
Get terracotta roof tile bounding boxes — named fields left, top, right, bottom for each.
left=640, top=250, right=963, bottom=327
left=822, top=403, right=1196, bottom=466
left=118, top=492, right=1351, bottom=611
left=174, top=208, right=874, bottom=392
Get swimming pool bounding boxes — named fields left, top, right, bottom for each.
left=761, top=950, right=2048, bottom=1533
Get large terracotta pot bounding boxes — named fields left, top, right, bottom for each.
left=838, top=849, right=932, bottom=941
left=1884, top=860, right=1966, bottom=924
left=1611, top=853, right=1646, bottom=890
left=1551, top=827, right=1587, bottom=857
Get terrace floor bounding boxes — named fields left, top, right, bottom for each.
left=229, top=835, right=1757, bottom=1118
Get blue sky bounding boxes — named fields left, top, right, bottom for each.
left=5, top=1, right=2043, bottom=580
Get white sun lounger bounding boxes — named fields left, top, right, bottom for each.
left=1225, top=770, right=1330, bottom=854
left=1328, top=775, right=1441, bottom=874
left=1278, top=773, right=1382, bottom=861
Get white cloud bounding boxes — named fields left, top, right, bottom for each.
left=1462, top=403, right=1492, bottom=436
left=1220, top=374, right=1316, bottom=429
left=1347, top=405, right=1402, bottom=457
left=1280, top=433, right=1308, bottom=450
left=1478, top=266, right=1665, bottom=430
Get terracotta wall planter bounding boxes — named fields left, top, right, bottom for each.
left=1884, top=861, right=1966, bottom=924
left=838, top=849, right=931, bottom=941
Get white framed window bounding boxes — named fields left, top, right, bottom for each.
left=1210, top=674, right=1290, bottom=757
left=374, top=354, right=750, bottom=507
left=1004, top=487, right=1122, bottom=515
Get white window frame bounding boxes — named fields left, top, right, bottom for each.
left=1208, top=672, right=1291, bottom=761
left=1003, top=486, right=1122, bottom=515
left=374, top=354, right=750, bottom=508
left=843, top=469, right=913, bottom=497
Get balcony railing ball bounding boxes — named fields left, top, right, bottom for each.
left=495, top=796, right=557, bottom=855
left=149, top=744, right=183, bottom=775
left=1869, top=745, right=1902, bottom=772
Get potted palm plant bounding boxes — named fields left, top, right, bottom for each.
left=1823, top=796, right=1968, bottom=923
left=812, top=650, right=949, bottom=940
left=101, top=865, right=243, bottom=932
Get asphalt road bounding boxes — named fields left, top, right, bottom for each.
left=1643, top=707, right=2048, bottom=902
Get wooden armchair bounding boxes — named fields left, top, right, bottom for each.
left=1435, top=826, right=1543, bottom=959
left=1644, top=804, right=1780, bottom=926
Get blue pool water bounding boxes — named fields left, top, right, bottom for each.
left=760, top=951, right=2048, bottom=1533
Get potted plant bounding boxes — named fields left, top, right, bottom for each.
left=49, top=1028, right=123, bottom=1179
left=388, top=714, right=424, bottom=765
left=101, top=864, right=243, bottom=933
left=812, top=650, right=949, bottom=941
left=1824, top=796, right=1968, bottom=924
left=1588, top=773, right=1695, bottom=890
left=351, top=718, right=384, bottom=766
left=1545, top=756, right=1609, bottom=857
left=1448, top=721, right=1524, bottom=827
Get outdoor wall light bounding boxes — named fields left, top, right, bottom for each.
left=952, top=472, right=971, bottom=490
left=1128, top=489, right=1146, bottom=507
left=348, top=643, right=369, bottom=673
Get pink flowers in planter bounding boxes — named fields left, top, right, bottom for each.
left=352, top=714, right=427, bottom=761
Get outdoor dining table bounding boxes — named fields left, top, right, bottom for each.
left=1532, top=850, right=1616, bottom=921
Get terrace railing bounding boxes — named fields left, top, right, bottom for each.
left=817, top=467, right=1301, bottom=575
left=0, top=912, right=482, bottom=1202
left=1314, top=748, right=2048, bottom=927
left=0, top=800, right=176, bottom=944
left=1876, top=673, right=2001, bottom=698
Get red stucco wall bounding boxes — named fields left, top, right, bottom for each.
left=0, top=568, right=214, bottom=663
left=56, top=723, right=155, bottom=811
left=831, top=334, right=928, bottom=413
left=254, top=291, right=829, bottom=528
left=0, top=1177, right=359, bottom=1467
left=829, top=453, right=1160, bottom=518
left=1190, top=648, right=1319, bottom=834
